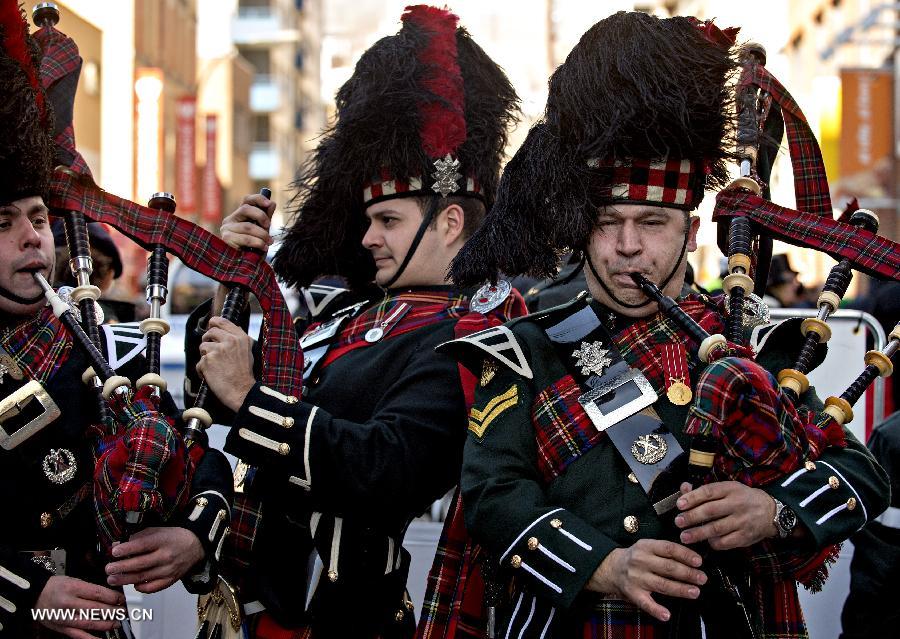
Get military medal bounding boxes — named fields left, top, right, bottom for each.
left=572, top=341, right=613, bottom=377
left=666, top=380, right=692, bottom=405
left=365, top=302, right=411, bottom=343
left=661, top=342, right=692, bottom=406
left=42, top=448, right=77, bottom=485
left=631, top=433, right=668, bottom=465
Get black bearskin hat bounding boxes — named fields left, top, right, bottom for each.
left=451, top=11, right=739, bottom=286
left=0, top=0, right=54, bottom=204
left=273, top=5, right=519, bottom=289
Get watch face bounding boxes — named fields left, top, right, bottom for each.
left=779, top=506, right=798, bottom=531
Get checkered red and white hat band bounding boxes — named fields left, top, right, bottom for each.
left=586, top=157, right=701, bottom=209
left=362, top=167, right=480, bottom=204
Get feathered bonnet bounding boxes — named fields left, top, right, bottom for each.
left=451, top=11, right=740, bottom=285
left=0, top=0, right=54, bottom=204
left=273, top=5, right=519, bottom=289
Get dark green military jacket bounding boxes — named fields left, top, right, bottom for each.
left=444, top=295, right=889, bottom=635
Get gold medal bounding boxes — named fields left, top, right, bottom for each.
left=666, top=379, right=692, bottom=406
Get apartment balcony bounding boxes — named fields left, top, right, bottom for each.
left=249, top=142, right=279, bottom=179
left=250, top=75, right=281, bottom=112
left=233, top=6, right=299, bottom=46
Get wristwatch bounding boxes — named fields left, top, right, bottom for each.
left=773, top=497, right=798, bottom=538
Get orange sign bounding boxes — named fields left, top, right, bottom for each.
left=839, top=69, right=893, bottom=197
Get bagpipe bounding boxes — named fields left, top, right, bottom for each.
left=635, top=41, right=900, bottom=638
left=32, top=3, right=304, bottom=567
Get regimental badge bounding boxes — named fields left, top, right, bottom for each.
left=724, top=291, right=770, bottom=329
left=42, top=448, right=77, bottom=484
left=480, top=359, right=498, bottom=387
left=431, top=154, right=462, bottom=197
left=471, top=280, right=512, bottom=314
left=572, top=341, right=613, bottom=377
left=631, top=434, right=668, bottom=465
left=666, top=380, right=693, bottom=406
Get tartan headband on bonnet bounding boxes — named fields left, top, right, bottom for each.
left=450, top=12, right=740, bottom=286
left=273, top=5, right=519, bottom=290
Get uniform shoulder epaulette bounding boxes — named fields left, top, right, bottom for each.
left=100, top=322, right=147, bottom=369
left=301, top=284, right=351, bottom=320
left=437, top=293, right=590, bottom=380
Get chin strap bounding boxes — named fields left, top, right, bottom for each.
left=0, top=283, right=45, bottom=306
left=381, top=196, right=441, bottom=289
left=586, top=210, right=691, bottom=309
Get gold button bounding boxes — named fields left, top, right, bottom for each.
left=550, top=518, right=562, bottom=529
left=40, top=512, right=53, bottom=528
left=282, top=416, right=295, bottom=428
left=624, top=515, right=639, bottom=534
left=278, top=443, right=291, bottom=456
left=196, top=496, right=208, bottom=508
left=527, top=537, right=539, bottom=550
left=395, top=610, right=405, bottom=622
left=805, top=461, right=816, bottom=471
left=327, top=570, right=338, bottom=582
left=847, top=497, right=857, bottom=511
left=510, top=555, right=522, bottom=569
left=627, top=472, right=639, bottom=484
left=286, top=396, right=299, bottom=404
left=828, top=476, right=840, bottom=489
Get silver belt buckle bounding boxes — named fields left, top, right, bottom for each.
left=577, top=367, right=657, bottom=432
left=0, top=380, right=61, bottom=450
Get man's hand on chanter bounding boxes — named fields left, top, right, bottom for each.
left=586, top=538, right=707, bottom=622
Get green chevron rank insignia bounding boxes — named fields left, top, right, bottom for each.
left=469, top=384, right=518, bottom=439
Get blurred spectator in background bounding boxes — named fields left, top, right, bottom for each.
left=52, top=220, right=135, bottom=322
left=764, top=253, right=806, bottom=308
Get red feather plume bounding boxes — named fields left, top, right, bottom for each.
left=402, top=5, right=466, bottom=159
left=0, top=0, right=46, bottom=120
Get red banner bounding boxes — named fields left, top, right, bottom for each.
left=201, top=114, right=222, bottom=226
left=175, top=96, right=197, bottom=217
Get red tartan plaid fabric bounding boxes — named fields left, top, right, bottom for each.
left=740, top=64, right=831, bottom=217
left=0, top=305, right=70, bottom=383
left=416, top=292, right=526, bottom=639
left=223, top=492, right=262, bottom=576
left=47, top=170, right=303, bottom=395
left=533, top=375, right=600, bottom=482
left=685, top=357, right=846, bottom=487
left=587, top=157, right=701, bottom=210
left=714, top=189, right=900, bottom=281
left=34, top=24, right=95, bottom=178
left=94, top=386, right=194, bottom=552
left=362, top=166, right=481, bottom=204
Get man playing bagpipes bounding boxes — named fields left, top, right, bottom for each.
left=187, top=5, right=527, bottom=638
left=430, top=12, right=894, bottom=639
left=0, top=3, right=238, bottom=636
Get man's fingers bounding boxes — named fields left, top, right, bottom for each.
left=708, top=530, right=752, bottom=551
left=106, top=551, right=161, bottom=577
left=630, top=590, right=672, bottom=623
left=206, top=317, right=241, bottom=333
left=679, top=516, right=739, bottom=545
left=236, top=198, right=273, bottom=225
left=646, top=555, right=707, bottom=587
left=70, top=581, right=126, bottom=606
left=653, top=540, right=703, bottom=568
left=674, top=498, right=730, bottom=528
